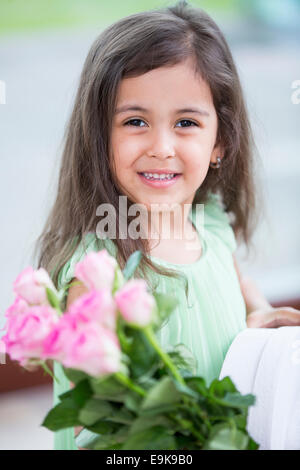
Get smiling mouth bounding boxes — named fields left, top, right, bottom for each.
left=137, top=172, right=181, bottom=181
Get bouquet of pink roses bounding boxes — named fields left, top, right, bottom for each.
left=1, top=249, right=258, bottom=450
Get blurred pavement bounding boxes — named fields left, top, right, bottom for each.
left=0, top=384, right=53, bottom=450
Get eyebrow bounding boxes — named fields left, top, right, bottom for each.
left=114, top=105, right=210, bottom=117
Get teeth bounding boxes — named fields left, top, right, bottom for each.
left=141, top=172, right=175, bottom=180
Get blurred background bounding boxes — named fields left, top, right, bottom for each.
left=0, top=0, right=299, bottom=450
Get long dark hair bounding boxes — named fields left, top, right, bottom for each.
left=33, top=0, right=263, bottom=298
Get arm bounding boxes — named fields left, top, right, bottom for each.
left=66, top=278, right=89, bottom=450
left=233, top=254, right=300, bottom=328
left=232, top=255, right=271, bottom=315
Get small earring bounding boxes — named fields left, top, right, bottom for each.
left=209, top=156, right=222, bottom=169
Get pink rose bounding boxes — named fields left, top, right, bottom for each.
left=13, top=266, right=57, bottom=306
left=4, top=295, right=29, bottom=318
left=75, top=250, right=117, bottom=291
left=1, top=298, right=26, bottom=340
left=62, top=323, right=122, bottom=377
left=41, top=314, right=75, bottom=362
left=114, top=279, right=155, bottom=327
left=67, top=289, right=117, bottom=331
left=42, top=313, right=81, bottom=362
left=42, top=315, right=122, bottom=377
left=2, top=305, right=59, bottom=367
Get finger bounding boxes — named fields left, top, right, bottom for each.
left=263, top=318, right=300, bottom=328
left=276, top=312, right=300, bottom=326
left=260, top=319, right=280, bottom=328
left=247, top=309, right=300, bottom=328
left=281, top=307, right=300, bottom=315
left=274, top=309, right=300, bottom=327
left=247, top=311, right=278, bottom=328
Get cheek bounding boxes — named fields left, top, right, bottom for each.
left=182, top=132, right=216, bottom=168
left=112, top=135, right=137, bottom=172
left=182, top=146, right=210, bottom=173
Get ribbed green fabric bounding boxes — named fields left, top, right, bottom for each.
left=52, top=193, right=247, bottom=450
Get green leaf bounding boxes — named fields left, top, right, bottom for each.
left=167, top=343, right=198, bottom=375
left=41, top=398, right=80, bottom=431
left=127, top=328, right=158, bottom=379
left=46, top=287, right=61, bottom=310
left=152, top=292, right=178, bottom=329
left=136, top=374, right=157, bottom=389
left=141, top=376, right=181, bottom=412
left=122, top=250, right=142, bottom=280
left=208, top=376, right=256, bottom=410
left=85, top=419, right=120, bottom=434
left=63, top=367, right=90, bottom=385
left=172, top=416, right=194, bottom=432
left=185, top=376, right=208, bottom=396
left=175, top=434, right=200, bottom=450
left=217, top=392, right=256, bottom=409
left=100, top=443, right=124, bottom=450
left=204, top=423, right=250, bottom=450
left=93, top=426, right=131, bottom=450
left=171, top=379, right=200, bottom=400
left=79, top=399, right=114, bottom=426
left=248, top=436, right=260, bottom=450
left=209, top=376, right=237, bottom=397
left=57, top=389, right=73, bottom=401
left=122, top=426, right=177, bottom=450
left=90, top=375, right=126, bottom=399
left=116, top=320, right=134, bottom=354
left=112, top=264, right=126, bottom=294
left=71, top=379, right=94, bottom=408
left=129, top=414, right=174, bottom=436
left=58, top=378, right=93, bottom=409
left=124, top=391, right=143, bottom=413
left=105, top=406, right=135, bottom=425
left=139, top=403, right=179, bottom=416
left=233, top=414, right=247, bottom=429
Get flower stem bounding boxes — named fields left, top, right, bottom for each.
left=143, top=325, right=185, bottom=385
left=41, top=360, right=61, bottom=385
left=115, top=371, right=146, bottom=397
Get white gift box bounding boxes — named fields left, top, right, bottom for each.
left=219, top=326, right=300, bottom=450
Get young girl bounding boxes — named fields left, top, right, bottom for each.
left=34, top=0, right=300, bottom=450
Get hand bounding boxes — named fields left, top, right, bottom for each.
left=247, top=306, right=300, bottom=328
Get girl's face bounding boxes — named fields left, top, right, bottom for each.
left=111, top=59, right=222, bottom=210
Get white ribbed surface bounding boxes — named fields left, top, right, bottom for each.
left=220, top=326, right=300, bottom=450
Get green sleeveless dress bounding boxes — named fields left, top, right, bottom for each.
left=52, top=193, right=247, bottom=450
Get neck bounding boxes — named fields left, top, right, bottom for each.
left=139, top=203, right=195, bottom=245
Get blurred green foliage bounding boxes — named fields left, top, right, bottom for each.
left=0, top=0, right=239, bottom=35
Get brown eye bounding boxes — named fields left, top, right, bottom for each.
left=176, top=120, right=198, bottom=128
left=124, top=119, right=146, bottom=127
left=124, top=118, right=198, bottom=128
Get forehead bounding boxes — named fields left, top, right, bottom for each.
left=116, top=61, right=214, bottom=109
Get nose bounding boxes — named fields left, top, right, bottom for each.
left=146, top=128, right=176, bottom=160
